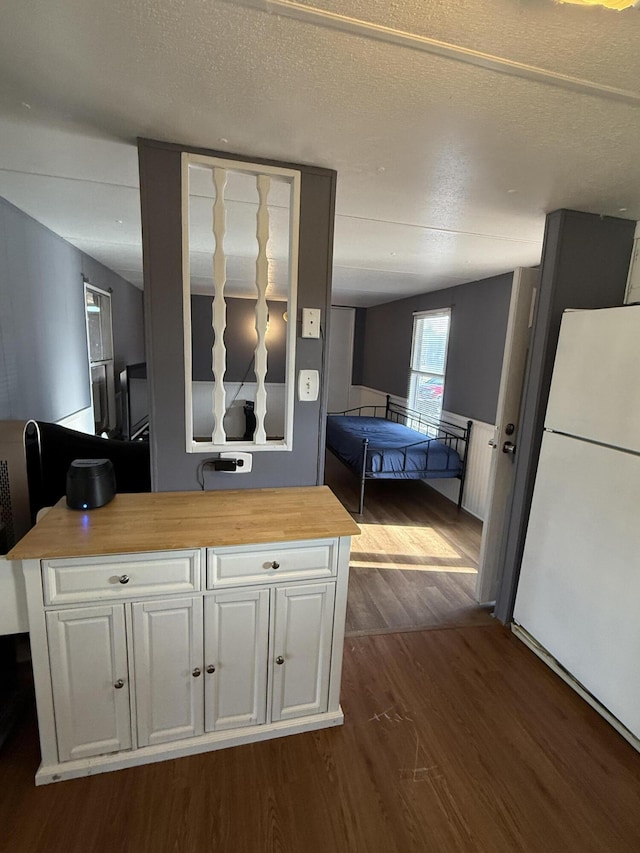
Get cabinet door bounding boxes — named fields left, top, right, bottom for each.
left=132, top=597, right=204, bottom=747
left=46, top=605, right=131, bottom=762
left=204, top=589, right=269, bottom=732
left=271, top=582, right=336, bottom=722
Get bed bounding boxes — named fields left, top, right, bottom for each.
left=326, top=396, right=472, bottom=514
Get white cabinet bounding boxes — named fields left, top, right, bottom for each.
left=132, top=597, right=204, bottom=747
left=204, top=582, right=335, bottom=731
left=43, top=570, right=340, bottom=775
left=271, top=582, right=335, bottom=722
left=207, top=540, right=336, bottom=587
left=46, top=604, right=131, bottom=762
left=204, top=588, right=269, bottom=731
left=43, top=550, right=201, bottom=605
left=16, top=496, right=356, bottom=786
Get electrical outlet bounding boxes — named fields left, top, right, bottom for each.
left=219, top=451, right=252, bottom=473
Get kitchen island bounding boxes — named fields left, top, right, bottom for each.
left=8, top=486, right=359, bottom=784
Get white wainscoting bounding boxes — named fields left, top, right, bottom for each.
left=345, top=387, right=493, bottom=521
left=347, top=385, right=406, bottom=411
left=56, top=407, right=94, bottom=435
left=429, top=412, right=493, bottom=521
left=192, top=382, right=286, bottom=440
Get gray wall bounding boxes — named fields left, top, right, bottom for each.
left=358, top=273, right=513, bottom=424
left=0, top=196, right=145, bottom=424
left=191, top=296, right=286, bottom=383
left=495, top=210, right=635, bottom=623
left=138, top=139, right=336, bottom=492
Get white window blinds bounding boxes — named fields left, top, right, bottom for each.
left=408, top=308, right=451, bottom=422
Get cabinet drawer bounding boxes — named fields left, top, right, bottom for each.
left=207, top=540, right=336, bottom=588
left=43, top=551, right=201, bottom=605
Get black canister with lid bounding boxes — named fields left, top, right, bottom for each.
left=66, top=459, right=116, bottom=510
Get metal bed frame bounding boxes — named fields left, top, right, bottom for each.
left=327, top=396, right=472, bottom=515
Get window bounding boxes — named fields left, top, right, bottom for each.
left=408, top=308, right=451, bottom=423
left=85, top=283, right=115, bottom=434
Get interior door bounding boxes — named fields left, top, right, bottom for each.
left=327, top=307, right=355, bottom=413
left=475, top=267, right=538, bottom=604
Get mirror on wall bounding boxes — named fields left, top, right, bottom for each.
left=182, top=154, right=300, bottom=453
left=84, top=282, right=116, bottom=435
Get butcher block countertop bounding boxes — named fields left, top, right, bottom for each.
left=7, top=486, right=360, bottom=561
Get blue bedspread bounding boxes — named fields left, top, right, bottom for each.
left=326, top=415, right=462, bottom=480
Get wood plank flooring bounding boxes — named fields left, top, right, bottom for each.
left=324, top=451, right=493, bottom=635
left=3, top=625, right=640, bottom=852
left=4, top=463, right=639, bottom=850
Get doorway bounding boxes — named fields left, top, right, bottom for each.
left=324, top=269, right=537, bottom=635
left=324, top=451, right=491, bottom=636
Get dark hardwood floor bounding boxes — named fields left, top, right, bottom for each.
left=3, top=462, right=639, bottom=851
left=3, top=626, right=640, bottom=852
left=324, top=450, right=493, bottom=636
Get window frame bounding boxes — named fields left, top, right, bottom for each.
left=181, top=152, right=300, bottom=454
left=84, top=281, right=116, bottom=434
left=407, top=307, right=451, bottom=423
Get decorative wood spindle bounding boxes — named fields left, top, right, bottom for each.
left=211, top=167, right=228, bottom=444
left=253, top=174, right=271, bottom=444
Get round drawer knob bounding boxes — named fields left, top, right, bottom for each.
left=271, top=561, right=280, bottom=570
left=119, top=575, right=130, bottom=585
left=276, top=656, right=285, bottom=665
left=192, top=668, right=201, bottom=678
left=114, top=679, right=125, bottom=689
left=206, top=665, right=216, bottom=674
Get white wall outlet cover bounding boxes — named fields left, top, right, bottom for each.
left=220, top=451, right=253, bottom=473
left=301, top=307, right=321, bottom=338
left=298, top=369, right=319, bottom=401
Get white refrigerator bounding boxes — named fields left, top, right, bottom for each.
left=514, top=304, right=640, bottom=740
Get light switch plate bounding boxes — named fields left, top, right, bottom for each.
left=298, top=369, right=319, bottom=401
left=301, top=308, right=321, bottom=339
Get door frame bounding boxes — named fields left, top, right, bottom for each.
left=327, top=306, right=355, bottom=413
left=475, top=267, right=538, bottom=604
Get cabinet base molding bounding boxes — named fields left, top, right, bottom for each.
left=35, top=708, right=344, bottom=786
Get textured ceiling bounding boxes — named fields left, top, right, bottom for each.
left=0, top=0, right=639, bottom=306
